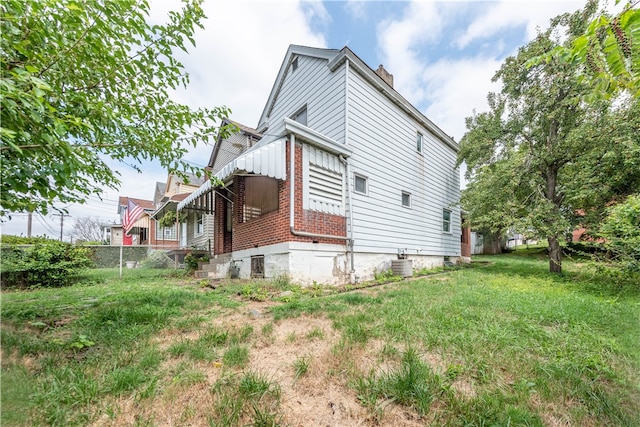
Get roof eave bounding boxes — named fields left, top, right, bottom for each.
left=283, top=118, right=352, bottom=157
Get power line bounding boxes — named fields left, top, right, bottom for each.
left=35, top=213, right=57, bottom=236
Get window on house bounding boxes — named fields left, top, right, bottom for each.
left=292, top=106, right=307, bottom=126
left=354, top=174, right=368, bottom=195
left=243, top=176, right=279, bottom=222
left=195, top=213, right=204, bottom=235
left=155, top=222, right=177, bottom=240
left=416, top=132, right=423, bottom=153
left=443, top=209, right=452, bottom=233
left=402, top=192, right=411, bottom=207
left=291, top=56, right=298, bottom=72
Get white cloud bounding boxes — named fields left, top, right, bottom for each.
left=376, top=1, right=445, bottom=104
left=169, top=0, right=327, bottom=164
left=421, top=57, right=502, bottom=142
left=376, top=0, right=587, bottom=141
left=344, top=0, right=368, bottom=21
left=455, top=1, right=584, bottom=49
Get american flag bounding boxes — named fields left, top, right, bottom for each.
left=123, top=199, right=144, bottom=236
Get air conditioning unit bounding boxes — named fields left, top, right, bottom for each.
left=391, top=259, right=413, bottom=277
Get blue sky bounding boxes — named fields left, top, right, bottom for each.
left=4, top=0, right=587, bottom=238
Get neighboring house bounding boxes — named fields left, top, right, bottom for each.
left=209, top=118, right=263, bottom=175
left=100, top=223, right=121, bottom=245
left=150, top=173, right=213, bottom=251
left=116, top=196, right=179, bottom=249
left=178, top=45, right=461, bottom=284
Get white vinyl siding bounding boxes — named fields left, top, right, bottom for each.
left=347, top=66, right=460, bottom=256
left=266, top=55, right=345, bottom=143
left=302, top=144, right=344, bottom=215
left=184, top=212, right=214, bottom=250
left=211, top=132, right=257, bottom=175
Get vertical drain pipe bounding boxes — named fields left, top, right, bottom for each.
left=344, top=58, right=355, bottom=281
left=289, top=133, right=296, bottom=230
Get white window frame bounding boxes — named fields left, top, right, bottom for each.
left=401, top=191, right=411, bottom=208
left=442, top=208, right=452, bottom=234
left=416, top=132, right=423, bottom=153
left=354, top=173, right=368, bottom=195
left=195, top=213, right=204, bottom=236
left=155, top=222, right=177, bottom=241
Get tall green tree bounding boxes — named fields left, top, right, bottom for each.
left=563, top=97, right=640, bottom=229
left=459, top=8, right=598, bottom=274
left=0, top=0, right=230, bottom=216
left=529, top=1, right=639, bottom=100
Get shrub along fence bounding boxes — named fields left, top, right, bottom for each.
left=0, top=242, right=93, bottom=288
left=0, top=243, right=187, bottom=288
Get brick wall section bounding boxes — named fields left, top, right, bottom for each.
left=213, top=141, right=346, bottom=254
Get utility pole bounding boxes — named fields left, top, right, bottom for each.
left=27, top=211, right=32, bottom=237
left=52, top=213, right=70, bottom=241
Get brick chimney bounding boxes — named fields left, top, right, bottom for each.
left=375, top=65, right=394, bottom=88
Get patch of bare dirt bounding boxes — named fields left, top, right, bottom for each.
left=90, top=299, right=459, bottom=426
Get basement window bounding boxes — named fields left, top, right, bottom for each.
left=251, top=255, right=265, bottom=278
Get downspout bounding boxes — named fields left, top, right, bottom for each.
left=289, top=133, right=349, bottom=241
left=340, top=155, right=355, bottom=275
left=344, top=58, right=355, bottom=277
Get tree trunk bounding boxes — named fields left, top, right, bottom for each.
left=548, top=236, right=562, bottom=274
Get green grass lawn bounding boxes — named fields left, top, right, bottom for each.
left=1, top=252, right=639, bottom=426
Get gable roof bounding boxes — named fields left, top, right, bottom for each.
left=256, top=45, right=458, bottom=152
left=207, top=118, right=262, bottom=169
left=153, top=182, right=167, bottom=206
left=257, top=45, right=339, bottom=132
left=117, top=196, right=155, bottom=214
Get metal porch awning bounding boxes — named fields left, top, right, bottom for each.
left=177, top=138, right=286, bottom=212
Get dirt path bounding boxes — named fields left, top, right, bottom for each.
left=94, top=297, right=433, bottom=426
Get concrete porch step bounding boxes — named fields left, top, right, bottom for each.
left=195, top=254, right=232, bottom=279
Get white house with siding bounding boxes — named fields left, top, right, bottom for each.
left=178, top=45, right=460, bottom=284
